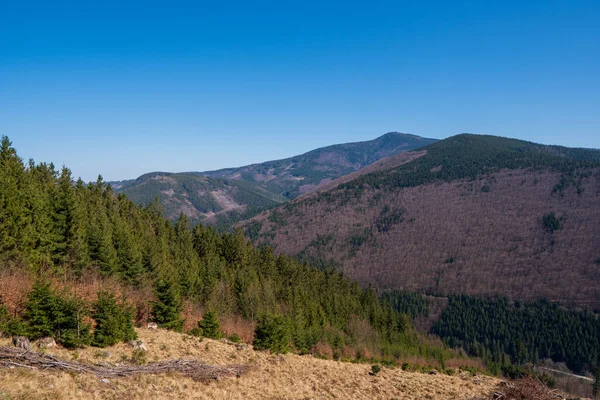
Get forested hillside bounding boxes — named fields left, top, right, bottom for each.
left=113, top=132, right=436, bottom=229
left=433, top=296, right=600, bottom=374
left=112, top=172, right=286, bottom=227
left=202, top=132, right=436, bottom=198
left=244, top=134, right=600, bottom=309
left=0, top=136, right=465, bottom=366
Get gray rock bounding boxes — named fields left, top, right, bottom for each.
left=129, top=339, right=148, bottom=352
left=12, top=336, right=31, bottom=350
left=37, top=337, right=57, bottom=349
left=235, top=343, right=251, bottom=351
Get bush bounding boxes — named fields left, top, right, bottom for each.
left=253, top=314, right=290, bottom=354
left=502, top=364, right=529, bottom=379
left=371, top=364, right=381, bottom=375
left=198, top=311, right=221, bottom=339
left=131, top=348, right=147, bottom=365
left=228, top=332, right=242, bottom=343
left=0, top=303, right=9, bottom=336
left=92, top=291, right=137, bottom=347
left=538, top=373, right=556, bottom=388
left=542, top=212, right=562, bottom=233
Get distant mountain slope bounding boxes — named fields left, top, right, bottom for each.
left=243, top=134, right=600, bottom=309
left=200, top=132, right=437, bottom=198
left=114, top=172, right=286, bottom=224
left=114, top=132, right=436, bottom=226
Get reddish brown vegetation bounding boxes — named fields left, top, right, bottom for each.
left=491, top=378, right=566, bottom=400
left=0, top=270, right=245, bottom=338
left=252, top=168, right=600, bottom=308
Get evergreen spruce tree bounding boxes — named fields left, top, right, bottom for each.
left=0, top=136, right=27, bottom=262
left=51, top=166, right=74, bottom=265
left=151, top=279, right=185, bottom=332
left=173, top=213, right=201, bottom=297
left=23, top=280, right=57, bottom=339
left=69, top=178, right=90, bottom=274
left=92, top=291, right=137, bottom=347
left=253, top=314, right=291, bottom=354
left=198, top=311, right=221, bottom=339
left=0, top=300, right=9, bottom=335
left=113, top=218, right=143, bottom=285
left=22, top=161, right=57, bottom=268
left=22, top=280, right=91, bottom=347
left=53, top=293, right=92, bottom=348
left=593, top=366, right=600, bottom=399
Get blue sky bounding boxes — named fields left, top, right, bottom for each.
left=1, top=1, right=599, bottom=181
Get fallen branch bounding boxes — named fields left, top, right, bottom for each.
left=0, top=346, right=249, bottom=381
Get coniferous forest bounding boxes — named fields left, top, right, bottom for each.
left=0, top=136, right=455, bottom=363
left=433, top=296, right=600, bottom=374
left=2, top=134, right=600, bottom=384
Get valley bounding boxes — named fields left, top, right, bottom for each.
left=1, top=134, right=600, bottom=399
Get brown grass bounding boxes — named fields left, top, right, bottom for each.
left=0, top=327, right=499, bottom=399
left=492, top=377, right=568, bottom=400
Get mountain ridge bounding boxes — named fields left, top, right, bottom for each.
left=199, top=131, right=437, bottom=198
left=113, top=132, right=437, bottom=226
left=242, top=133, right=600, bottom=308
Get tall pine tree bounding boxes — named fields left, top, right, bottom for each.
left=151, top=279, right=185, bottom=332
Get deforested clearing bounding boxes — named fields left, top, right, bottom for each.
left=0, top=327, right=498, bottom=400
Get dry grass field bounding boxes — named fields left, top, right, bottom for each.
left=0, top=328, right=499, bottom=400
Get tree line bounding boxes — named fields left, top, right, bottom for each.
left=433, top=295, right=600, bottom=374
left=0, top=136, right=455, bottom=362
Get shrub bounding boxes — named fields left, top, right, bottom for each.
left=253, top=314, right=290, bottom=354
left=538, top=373, right=556, bottom=388
left=131, top=348, right=147, bottom=365
left=502, top=364, right=529, bottom=379
left=228, top=332, right=242, bottom=343
left=0, top=303, right=9, bottom=336
left=189, top=326, right=202, bottom=337
left=92, top=291, right=137, bottom=347
left=198, top=311, right=221, bottom=339
left=542, top=212, right=562, bottom=233
left=371, top=364, right=381, bottom=375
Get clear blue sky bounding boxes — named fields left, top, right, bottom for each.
left=2, top=1, right=599, bottom=181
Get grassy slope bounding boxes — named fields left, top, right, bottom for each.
left=245, top=134, right=600, bottom=308
left=0, top=328, right=498, bottom=400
